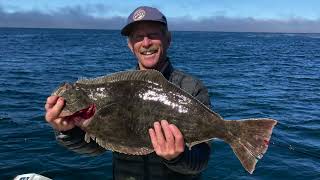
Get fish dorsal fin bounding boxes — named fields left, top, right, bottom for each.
left=76, top=70, right=167, bottom=85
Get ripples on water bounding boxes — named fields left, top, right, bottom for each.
left=0, top=28, right=319, bottom=179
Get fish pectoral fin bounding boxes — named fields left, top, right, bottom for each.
left=186, top=138, right=214, bottom=150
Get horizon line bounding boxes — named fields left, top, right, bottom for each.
left=1, top=26, right=320, bottom=34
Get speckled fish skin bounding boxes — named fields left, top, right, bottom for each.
left=52, top=70, right=277, bottom=174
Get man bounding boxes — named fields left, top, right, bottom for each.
left=45, top=6, right=211, bottom=180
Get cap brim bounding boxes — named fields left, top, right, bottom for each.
left=121, top=20, right=167, bottom=36
left=121, top=22, right=135, bottom=36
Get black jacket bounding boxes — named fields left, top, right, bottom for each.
left=55, top=59, right=212, bottom=180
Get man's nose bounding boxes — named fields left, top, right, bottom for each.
left=142, top=36, right=152, bottom=47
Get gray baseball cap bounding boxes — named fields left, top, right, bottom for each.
left=121, top=6, right=167, bottom=36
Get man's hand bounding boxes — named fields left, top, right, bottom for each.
left=45, top=95, right=75, bottom=131
left=149, top=120, right=185, bottom=161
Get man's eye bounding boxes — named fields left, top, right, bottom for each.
left=132, top=35, right=144, bottom=41
left=130, top=33, right=161, bottom=41
left=148, top=33, right=161, bottom=39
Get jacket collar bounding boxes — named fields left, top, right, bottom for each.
left=135, top=57, right=174, bottom=80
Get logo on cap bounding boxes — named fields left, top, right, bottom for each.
left=133, top=9, right=146, bottom=21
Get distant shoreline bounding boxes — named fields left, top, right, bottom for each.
left=1, top=26, right=320, bottom=34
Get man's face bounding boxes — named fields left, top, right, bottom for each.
left=128, top=22, right=171, bottom=70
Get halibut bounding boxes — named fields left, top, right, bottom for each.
left=52, top=70, right=277, bottom=174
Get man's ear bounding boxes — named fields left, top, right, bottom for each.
left=166, top=31, right=172, bottom=47
left=127, top=39, right=134, bottom=53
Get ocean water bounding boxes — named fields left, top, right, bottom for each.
left=0, top=28, right=319, bottom=180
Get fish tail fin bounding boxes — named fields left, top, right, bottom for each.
left=226, top=118, right=277, bottom=174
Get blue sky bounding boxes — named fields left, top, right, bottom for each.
left=1, top=0, right=319, bottom=33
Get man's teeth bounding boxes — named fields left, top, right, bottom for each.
left=142, top=51, right=156, bottom=55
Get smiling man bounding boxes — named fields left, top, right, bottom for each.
left=45, top=6, right=212, bottom=180
left=124, top=20, right=170, bottom=71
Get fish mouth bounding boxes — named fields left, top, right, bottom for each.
left=65, top=104, right=96, bottom=127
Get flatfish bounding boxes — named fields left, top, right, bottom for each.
left=52, top=70, right=277, bottom=174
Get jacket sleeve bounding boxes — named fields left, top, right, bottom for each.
left=163, top=143, right=211, bottom=174
left=55, top=127, right=105, bottom=155
left=164, top=74, right=212, bottom=174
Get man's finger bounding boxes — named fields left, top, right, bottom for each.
left=49, top=117, right=75, bottom=131
left=169, top=124, right=185, bottom=152
left=48, top=117, right=63, bottom=129
left=160, top=120, right=174, bottom=148
left=45, top=96, right=59, bottom=110
left=149, top=128, right=159, bottom=151
left=154, top=121, right=165, bottom=147
left=45, top=97, right=65, bottom=121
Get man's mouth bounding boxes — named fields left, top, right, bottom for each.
left=65, top=104, right=96, bottom=127
left=140, top=45, right=159, bottom=56
left=141, top=50, right=157, bottom=55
